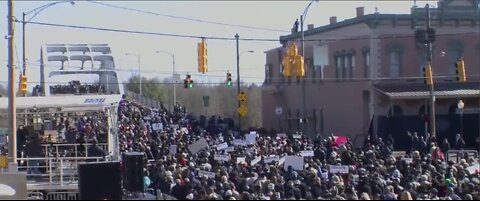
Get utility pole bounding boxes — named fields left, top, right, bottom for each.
left=235, top=34, right=242, bottom=131
left=426, top=4, right=436, bottom=136
left=7, top=0, right=18, bottom=169
left=300, top=14, right=307, bottom=135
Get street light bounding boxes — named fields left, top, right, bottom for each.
left=125, top=53, right=142, bottom=96
left=457, top=100, right=464, bottom=136
left=155, top=50, right=176, bottom=111
left=22, top=1, right=75, bottom=76
left=299, top=0, right=319, bottom=135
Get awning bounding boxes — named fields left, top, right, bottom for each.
left=375, top=82, right=480, bottom=100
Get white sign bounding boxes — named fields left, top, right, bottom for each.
left=264, top=155, right=280, bottom=164
left=152, top=123, right=163, bottom=131
left=250, top=131, right=257, bottom=135
left=198, top=170, right=216, bottom=179
left=329, top=165, right=349, bottom=174
left=188, top=138, right=209, bottom=155
left=277, top=133, right=287, bottom=139
left=216, top=143, right=229, bottom=151
left=275, top=107, right=283, bottom=115
left=232, top=139, right=247, bottom=146
left=251, top=156, right=261, bottom=166
left=301, top=150, right=315, bottom=157
left=236, top=157, right=246, bottom=164
left=278, top=156, right=286, bottom=165
left=225, top=147, right=235, bottom=153
left=245, top=134, right=256, bottom=145
left=169, top=145, right=177, bottom=155
left=402, top=158, right=413, bottom=164
left=292, top=134, right=302, bottom=139
left=466, top=164, right=480, bottom=175
left=214, top=154, right=230, bottom=162
left=181, top=127, right=189, bottom=134
left=284, top=156, right=304, bottom=171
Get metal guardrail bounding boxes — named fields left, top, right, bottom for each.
left=18, top=156, right=105, bottom=187
left=46, top=192, right=78, bottom=200
left=446, top=150, right=478, bottom=164
left=27, top=192, right=44, bottom=200
left=40, top=143, right=108, bottom=158
left=124, top=90, right=162, bottom=109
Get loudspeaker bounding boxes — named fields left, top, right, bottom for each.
left=78, top=162, right=122, bottom=200
left=123, top=152, right=145, bottom=192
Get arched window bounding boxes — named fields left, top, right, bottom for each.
left=388, top=43, right=404, bottom=78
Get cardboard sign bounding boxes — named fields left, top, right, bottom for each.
left=214, top=154, right=230, bottom=162
left=169, top=145, right=177, bottom=155
left=301, top=150, right=315, bottom=157
left=198, top=170, right=216, bottom=179
left=188, top=138, right=209, bottom=155
left=225, top=147, right=235, bottom=153
left=277, top=133, right=287, bottom=139
left=237, top=157, right=246, bottom=164
left=402, top=158, right=413, bottom=164
left=329, top=165, right=349, bottom=174
left=284, top=156, right=304, bottom=171
left=245, top=134, right=256, bottom=145
left=233, top=139, right=247, bottom=146
left=278, top=156, right=286, bottom=165
left=152, top=123, right=163, bottom=131
left=216, top=143, right=229, bottom=151
left=251, top=156, right=261, bottom=166
left=264, top=155, right=280, bottom=164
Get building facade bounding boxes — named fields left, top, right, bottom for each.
left=262, top=0, right=480, bottom=148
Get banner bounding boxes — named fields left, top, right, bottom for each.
left=300, top=150, right=314, bottom=157
left=198, top=170, right=216, bottom=179
left=236, top=157, right=246, bottom=164
left=245, top=134, right=256, bottom=145
left=329, top=165, right=349, bottom=174
left=216, top=143, right=229, bottom=151
left=264, top=155, right=280, bottom=164
left=214, top=154, right=230, bottom=162
left=225, top=147, right=235, bottom=153
left=152, top=123, right=163, bottom=131
left=251, top=156, right=261, bottom=166
left=233, top=139, right=247, bottom=146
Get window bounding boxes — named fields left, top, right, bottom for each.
left=335, top=56, right=342, bottom=80
left=265, top=64, right=272, bottom=85
left=350, top=55, right=356, bottom=79
left=389, top=51, right=401, bottom=78
left=363, top=49, right=370, bottom=78
left=343, top=56, right=348, bottom=79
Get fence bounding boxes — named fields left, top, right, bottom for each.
left=446, top=150, right=478, bottom=164
left=124, top=90, right=163, bottom=109
left=46, top=192, right=78, bottom=200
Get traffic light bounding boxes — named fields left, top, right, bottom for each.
left=226, top=72, right=232, bottom=86
left=184, top=74, right=194, bottom=88
left=423, top=63, right=433, bottom=86
left=197, top=39, right=208, bottom=74
left=282, top=43, right=305, bottom=77
left=20, top=74, right=28, bottom=95
left=455, top=59, right=466, bottom=82
left=293, top=55, right=305, bottom=77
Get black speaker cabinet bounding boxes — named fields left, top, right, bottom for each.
left=123, top=152, right=145, bottom=192
left=78, top=162, right=122, bottom=200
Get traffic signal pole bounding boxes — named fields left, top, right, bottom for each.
left=300, top=14, right=307, bottom=135
left=235, top=34, right=242, bottom=131
left=426, top=4, right=436, bottom=137
left=7, top=0, right=18, bottom=168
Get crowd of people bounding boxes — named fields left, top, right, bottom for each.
left=116, top=97, right=480, bottom=200
left=49, top=81, right=104, bottom=95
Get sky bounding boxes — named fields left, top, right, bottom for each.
left=0, top=0, right=438, bottom=90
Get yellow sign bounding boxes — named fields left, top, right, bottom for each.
left=237, top=104, right=248, bottom=117
left=237, top=91, right=247, bottom=103
left=0, top=155, right=8, bottom=169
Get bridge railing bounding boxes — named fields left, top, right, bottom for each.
left=124, top=90, right=162, bottom=109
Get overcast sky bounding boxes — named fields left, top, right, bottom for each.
left=0, top=0, right=438, bottom=89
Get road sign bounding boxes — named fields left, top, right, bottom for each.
left=237, top=91, right=247, bottom=103
left=237, top=104, right=248, bottom=117
left=275, top=107, right=283, bottom=115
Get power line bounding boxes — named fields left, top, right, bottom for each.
left=85, top=0, right=289, bottom=33
left=16, top=19, right=480, bottom=43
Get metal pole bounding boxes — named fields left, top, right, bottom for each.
left=22, top=12, right=26, bottom=76
left=235, top=34, right=241, bottom=131
left=138, top=55, right=142, bottom=96
left=460, top=109, right=463, bottom=136
left=426, top=4, right=436, bottom=136
left=300, top=14, right=307, bottom=135
left=172, top=54, right=176, bottom=110
left=7, top=0, right=18, bottom=167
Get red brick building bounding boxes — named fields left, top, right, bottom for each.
left=262, top=0, right=480, bottom=147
